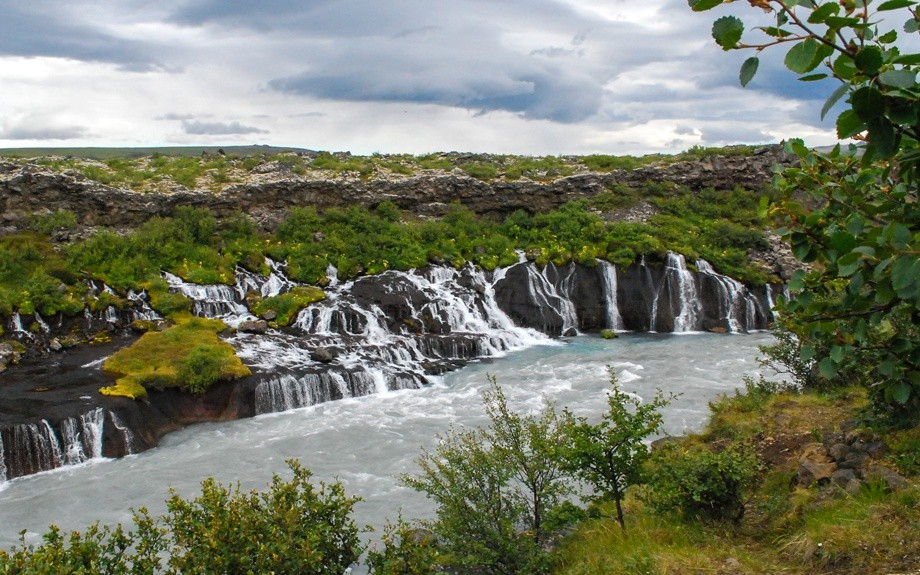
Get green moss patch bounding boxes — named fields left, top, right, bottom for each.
left=250, top=286, right=325, bottom=326
left=101, top=317, right=250, bottom=399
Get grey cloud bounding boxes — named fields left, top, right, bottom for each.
left=2, top=124, right=89, bottom=141
left=157, top=113, right=198, bottom=121
left=0, top=2, right=172, bottom=70
left=700, top=125, right=773, bottom=146
left=181, top=120, right=268, bottom=135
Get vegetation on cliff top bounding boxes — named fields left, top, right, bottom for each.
left=0, top=180, right=772, bottom=328
left=0, top=144, right=760, bottom=192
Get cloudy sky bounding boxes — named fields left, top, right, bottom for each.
left=0, top=0, right=847, bottom=155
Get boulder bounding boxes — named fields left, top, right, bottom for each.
left=260, top=309, right=278, bottom=321
left=798, top=443, right=838, bottom=486
left=311, top=347, right=336, bottom=363
left=238, top=320, right=269, bottom=334
left=863, top=464, right=910, bottom=491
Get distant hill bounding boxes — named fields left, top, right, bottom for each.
left=0, top=145, right=315, bottom=160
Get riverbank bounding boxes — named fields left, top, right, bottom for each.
left=554, top=384, right=920, bottom=575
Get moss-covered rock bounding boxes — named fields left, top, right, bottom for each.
left=101, top=316, right=250, bottom=399
left=249, top=286, right=325, bottom=327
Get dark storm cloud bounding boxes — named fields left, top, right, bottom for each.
left=181, top=120, right=268, bottom=135
left=0, top=2, right=171, bottom=71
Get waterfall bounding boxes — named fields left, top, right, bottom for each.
left=6, top=421, right=63, bottom=477
left=33, top=313, right=50, bottom=334
left=127, top=290, right=161, bottom=321
left=696, top=259, right=764, bottom=332
left=598, top=260, right=623, bottom=331
left=109, top=412, right=136, bottom=454
left=665, top=253, right=702, bottom=332
left=162, top=271, right=251, bottom=322
left=9, top=312, right=32, bottom=339
left=0, top=433, right=6, bottom=483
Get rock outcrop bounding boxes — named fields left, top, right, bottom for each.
left=0, top=147, right=789, bottom=229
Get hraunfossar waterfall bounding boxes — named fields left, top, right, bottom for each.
left=0, top=252, right=779, bottom=484
left=0, top=247, right=783, bottom=553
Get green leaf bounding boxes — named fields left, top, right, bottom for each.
left=891, top=382, right=912, bottom=405
left=799, top=73, right=829, bottom=81
left=759, top=26, right=794, bottom=38
left=896, top=53, right=920, bottom=65
left=785, top=38, right=821, bottom=73
left=836, top=109, right=867, bottom=139
left=867, top=116, right=898, bottom=158
left=878, top=68, right=917, bottom=88
left=907, top=18, right=920, bottom=33
left=740, top=57, right=759, bottom=86
left=855, top=46, right=884, bottom=75
left=833, top=54, right=858, bottom=80
left=878, top=0, right=916, bottom=10
left=878, top=30, right=899, bottom=43
left=819, top=357, right=838, bottom=379
left=891, top=256, right=919, bottom=290
left=830, top=345, right=846, bottom=363
left=713, top=16, right=744, bottom=50
left=808, top=2, right=841, bottom=23
left=825, top=16, right=862, bottom=28
left=821, top=83, right=849, bottom=120
left=801, top=344, right=816, bottom=362
left=689, top=0, right=724, bottom=11
left=837, top=251, right=861, bottom=276
left=852, top=86, right=885, bottom=120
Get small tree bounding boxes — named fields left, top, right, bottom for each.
left=562, top=373, right=672, bottom=532
left=401, top=379, right=574, bottom=575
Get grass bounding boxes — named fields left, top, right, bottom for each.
left=552, top=384, right=920, bottom=575
left=101, top=316, right=250, bottom=399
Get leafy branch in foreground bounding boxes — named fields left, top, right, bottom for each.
left=694, top=0, right=919, bottom=422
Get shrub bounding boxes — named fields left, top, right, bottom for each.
left=644, top=443, right=758, bottom=524
left=402, top=380, right=574, bottom=575
left=0, top=461, right=362, bottom=575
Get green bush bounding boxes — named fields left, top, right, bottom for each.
left=644, top=443, right=758, bottom=523
left=0, top=461, right=362, bottom=575
left=27, top=210, right=78, bottom=235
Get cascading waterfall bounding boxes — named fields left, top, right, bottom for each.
left=1, top=409, right=128, bottom=480
left=664, top=252, right=702, bottom=332
left=696, top=259, right=762, bottom=332
left=1, top=252, right=779, bottom=482
left=518, top=264, right=578, bottom=334
left=0, top=433, right=6, bottom=483
left=598, top=260, right=623, bottom=331
left=162, top=271, right=250, bottom=321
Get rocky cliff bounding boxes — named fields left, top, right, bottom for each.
left=0, top=146, right=788, bottom=229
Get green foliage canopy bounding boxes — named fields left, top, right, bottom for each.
left=695, top=0, right=920, bottom=421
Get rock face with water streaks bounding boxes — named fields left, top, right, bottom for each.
left=0, top=255, right=779, bottom=482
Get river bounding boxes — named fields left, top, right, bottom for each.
left=0, top=331, right=774, bottom=553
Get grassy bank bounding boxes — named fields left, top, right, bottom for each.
left=553, top=384, right=920, bottom=575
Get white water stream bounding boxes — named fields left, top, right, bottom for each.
left=0, top=331, right=774, bottom=553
